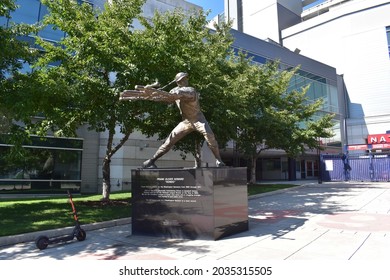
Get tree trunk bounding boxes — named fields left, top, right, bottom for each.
left=101, top=129, right=132, bottom=201
left=249, top=156, right=257, bottom=184
left=102, top=156, right=111, bottom=201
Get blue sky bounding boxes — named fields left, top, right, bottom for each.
left=186, top=0, right=224, bottom=19
left=186, top=0, right=328, bottom=19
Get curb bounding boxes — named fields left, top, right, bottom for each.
left=0, top=217, right=131, bottom=247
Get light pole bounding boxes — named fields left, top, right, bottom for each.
left=317, top=137, right=322, bottom=184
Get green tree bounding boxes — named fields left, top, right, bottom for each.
left=234, top=60, right=335, bottom=183
left=31, top=0, right=235, bottom=199
left=30, top=0, right=146, bottom=200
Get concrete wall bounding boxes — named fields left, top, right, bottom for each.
left=282, top=0, right=390, bottom=144
left=225, top=0, right=302, bottom=43
left=77, top=126, right=100, bottom=193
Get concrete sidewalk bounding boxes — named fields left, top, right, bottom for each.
left=1, top=181, right=390, bottom=260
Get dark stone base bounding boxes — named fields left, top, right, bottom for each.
left=131, top=167, right=248, bottom=240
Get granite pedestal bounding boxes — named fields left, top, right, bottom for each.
left=131, top=167, right=248, bottom=240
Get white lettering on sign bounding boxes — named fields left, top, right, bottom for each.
left=370, top=136, right=387, bottom=143
left=368, top=134, right=390, bottom=144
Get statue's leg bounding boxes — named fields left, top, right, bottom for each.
left=142, top=120, right=193, bottom=168
left=194, top=120, right=225, bottom=167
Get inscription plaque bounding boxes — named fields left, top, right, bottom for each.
left=131, top=167, right=248, bottom=240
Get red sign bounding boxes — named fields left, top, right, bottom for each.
left=348, top=144, right=368, bottom=151
left=372, top=143, right=390, bottom=149
left=367, top=134, right=390, bottom=144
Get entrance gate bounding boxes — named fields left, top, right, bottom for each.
left=320, top=152, right=390, bottom=182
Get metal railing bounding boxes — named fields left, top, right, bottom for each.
left=320, top=152, right=390, bottom=182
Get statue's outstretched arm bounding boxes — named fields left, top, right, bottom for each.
left=119, top=86, right=177, bottom=103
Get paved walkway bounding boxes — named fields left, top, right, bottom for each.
left=1, top=181, right=390, bottom=261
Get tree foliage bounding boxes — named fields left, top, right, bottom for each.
left=232, top=58, right=335, bottom=183
left=29, top=0, right=149, bottom=200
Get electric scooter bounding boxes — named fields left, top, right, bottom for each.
left=35, top=190, right=86, bottom=250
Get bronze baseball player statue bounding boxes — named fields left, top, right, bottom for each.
left=120, top=72, right=225, bottom=168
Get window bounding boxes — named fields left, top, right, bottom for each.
left=264, top=158, right=281, bottom=171
left=9, top=0, right=40, bottom=25
left=0, top=13, right=9, bottom=27
left=0, top=136, right=83, bottom=191
left=231, top=47, right=267, bottom=64
left=37, top=4, right=66, bottom=41
left=387, top=26, right=390, bottom=58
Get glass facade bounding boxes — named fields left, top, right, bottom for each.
left=2, top=0, right=93, bottom=42
left=0, top=1, right=89, bottom=191
left=230, top=47, right=342, bottom=148
left=287, top=69, right=341, bottom=147
left=285, top=68, right=339, bottom=114
left=9, top=0, right=41, bottom=25
left=0, top=136, right=83, bottom=191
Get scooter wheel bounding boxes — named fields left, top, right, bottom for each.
left=35, top=235, right=49, bottom=250
left=76, top=229, right=86, bottom=241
